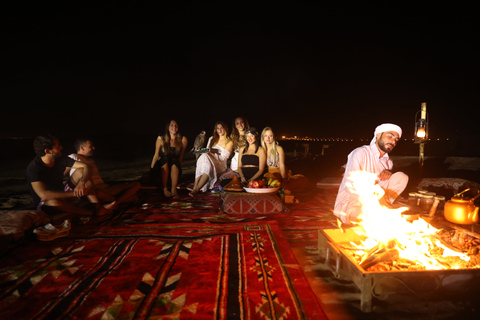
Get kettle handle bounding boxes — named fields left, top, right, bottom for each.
left=454, top=188, right=471, bottom=198
left=471, top=192, right=480, bottom=203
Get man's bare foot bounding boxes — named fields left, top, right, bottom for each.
left=164, top=188, right=172, bottom=197
left=189, top=190, right=199, bottom=197
left=104, top=201, right=118, bottom=211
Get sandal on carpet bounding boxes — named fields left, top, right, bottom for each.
left=34, top=220, right=71, bottom=241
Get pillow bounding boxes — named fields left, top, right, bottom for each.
left=0, top=210, right=50, bottom=244
left=221, top=192, right=285, bottom=214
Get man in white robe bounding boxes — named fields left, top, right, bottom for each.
left=334, top=123, right=409, bottom=224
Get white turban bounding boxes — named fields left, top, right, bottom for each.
left=370, top=123, right=402, bottom=145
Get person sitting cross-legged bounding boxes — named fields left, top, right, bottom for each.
left=69, top=137, right=141, bottom=210
left=26, top=134, right=109, bottom=218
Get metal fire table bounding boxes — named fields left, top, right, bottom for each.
left=317, top=225, right=480, bottom=312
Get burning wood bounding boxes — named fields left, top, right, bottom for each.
left=359, top=248, right=399, bottom=270
left=344, top=234, right=480, bottom=271
left=340, top=171, right=480, bottom=272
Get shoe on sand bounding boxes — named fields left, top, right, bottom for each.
left=34, top=220, right=71, bottom=241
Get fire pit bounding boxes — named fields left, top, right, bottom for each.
left=317, top=221, right=480, bottom=312
left=319, top=171, right=480, bottom=312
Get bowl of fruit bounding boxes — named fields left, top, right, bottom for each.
left=244, top=177, right=281, bottom=193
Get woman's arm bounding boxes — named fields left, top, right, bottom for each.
left=150, top=136, right=163, bottom=169
left=248, top=146, right=266, bottom=182
left=238, top=147, right=246, bottom=183
left=178, top=136, right=188, bottom=163
left=277, top=145, right=287, bottom=179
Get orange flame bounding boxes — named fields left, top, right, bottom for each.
left=346, top=171, right=470, bottom=270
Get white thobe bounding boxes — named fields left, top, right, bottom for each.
left=334, top=143, right=408, bottom=224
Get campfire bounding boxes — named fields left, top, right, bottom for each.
left=340, top=171, right=480, bottom=272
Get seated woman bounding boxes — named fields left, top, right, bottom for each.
left=238, top=127, right=267, bottom=184
left=230, top=116, right=250, bottom=172
left=261, top=126, right=288, bottom=180
left=190, top=121, right=233, bottom=196
left=150, top=120, right=188, bottom=198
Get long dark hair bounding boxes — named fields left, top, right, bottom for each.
left=230, top=116, right=250, bottom=150
left=209, top=121, right=229, bottom=148
left=162, top=120, right=183, bottom=155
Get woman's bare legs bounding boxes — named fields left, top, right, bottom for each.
left=190, top=173, right=209, bottom=196
left=162, top=164, right=172, bottom=197
left=170, top=165, right=181, bottom=198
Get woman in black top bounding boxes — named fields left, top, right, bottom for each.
left=150, top=120, right=188, bottom=198
left=237, top=127, right=266, bottom=184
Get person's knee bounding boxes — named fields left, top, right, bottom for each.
left=70, top=167, right=84, bottom=185
left=392, top=172, right=409, bottom=188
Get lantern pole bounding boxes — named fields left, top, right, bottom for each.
left=415, top=102, right=428, bottom=166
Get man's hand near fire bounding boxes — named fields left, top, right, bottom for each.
left=378, top=169, right=392, bottom=181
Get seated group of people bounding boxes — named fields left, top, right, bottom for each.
left=149, top=116, right=288, bottom=197
left=26, top=135, right=141, bottom=218
left=149, top=119, right=411, bottom=227
left=26, top=119, right=409, bottom=230
left=26, top=116, right=288, bottom=218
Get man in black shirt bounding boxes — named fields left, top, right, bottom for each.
left=26, top=134, right=107, bottom=217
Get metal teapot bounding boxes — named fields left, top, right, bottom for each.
left=444, top=189, right=480, bottom=225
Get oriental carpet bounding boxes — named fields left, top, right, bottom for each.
left=0, top=186, right=340, bottom=319
left=0, top=221, right=328, bottom=319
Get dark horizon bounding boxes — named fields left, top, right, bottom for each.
left=3, top=3, right=479, bottom=140
left=2, top=133, right=479, bottom=164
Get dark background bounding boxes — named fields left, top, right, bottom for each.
left=2, top=2, right=479, bottom=159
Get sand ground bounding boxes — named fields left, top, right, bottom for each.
left=2, top=151, right=480, bottom=210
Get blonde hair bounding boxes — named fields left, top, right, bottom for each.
left=261, top=127, right=278, bottom=165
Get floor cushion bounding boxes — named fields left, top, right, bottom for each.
left=0, top=210, right=50, bottom=245
left=220, top=191, right=285, bottom=214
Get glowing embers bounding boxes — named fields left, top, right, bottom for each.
left=343, top=171, right=475, bottom=271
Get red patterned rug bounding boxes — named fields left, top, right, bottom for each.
left=100, top=188, right=339, bottom=231
left=0, top=221, right=327, bottom=320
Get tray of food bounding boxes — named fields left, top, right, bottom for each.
left=244, top=178, right=281, bottom=193
left=193, top=148, right=210, bottom=154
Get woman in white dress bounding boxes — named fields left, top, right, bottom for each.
left=261, top=127, right=288, bottom=180
left=190, top=121, right=234, bottom=196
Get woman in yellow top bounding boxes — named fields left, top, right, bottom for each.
left=261, top=127, right=287, bottom=180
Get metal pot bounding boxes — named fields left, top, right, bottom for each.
left=444, top=189, right=480, bottom=225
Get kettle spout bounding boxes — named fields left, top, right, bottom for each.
left=471, top=206, right=480, bottom=223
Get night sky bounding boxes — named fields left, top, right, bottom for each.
left=3, top=2, right=479, bottom=141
